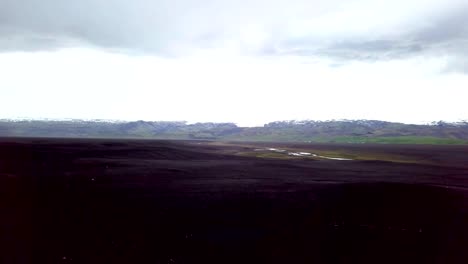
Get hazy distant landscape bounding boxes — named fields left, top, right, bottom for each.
left=1, top=119, right=468, bottom=144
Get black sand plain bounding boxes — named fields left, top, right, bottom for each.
left=1, top=138, right=467, bottom=263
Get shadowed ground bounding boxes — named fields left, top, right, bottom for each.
left=1, top=138, right=467, bottom=263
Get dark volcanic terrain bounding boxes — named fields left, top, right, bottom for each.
left=1, top=138, right=467, bottom=263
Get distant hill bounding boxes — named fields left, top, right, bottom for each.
left=1, top=119, right=468, bottom=144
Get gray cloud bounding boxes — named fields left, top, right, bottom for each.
left=0, top=0, right=306, bottom=54
left=268, top=39, right=425, bottom=62
left=416, top=5, right=468, bottom=44
left=269, top=2, right=468, bottom=71
left=0, top=0, right=185, bottom=53
left=1, top=0, right=468, bottom=72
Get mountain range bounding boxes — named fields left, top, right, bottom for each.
left=1, top=119, right=468, bottom=144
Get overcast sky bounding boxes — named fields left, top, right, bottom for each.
left=1, top=0, right=467, bottom=126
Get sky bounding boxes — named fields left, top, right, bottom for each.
left=1, top=0, right=467, bottom=126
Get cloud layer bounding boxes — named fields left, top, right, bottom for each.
left=1, top=0, right=467, bottom=69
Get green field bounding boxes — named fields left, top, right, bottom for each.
left=308, top=136, right=468, bottom=145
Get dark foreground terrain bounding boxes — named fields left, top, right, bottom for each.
left=1, top=138, right=467, bottom=263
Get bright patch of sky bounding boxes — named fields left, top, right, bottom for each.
left=1, top=0, right=467, bottom=126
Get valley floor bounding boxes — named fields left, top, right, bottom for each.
left=1, top=138, right=467, bottom=263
